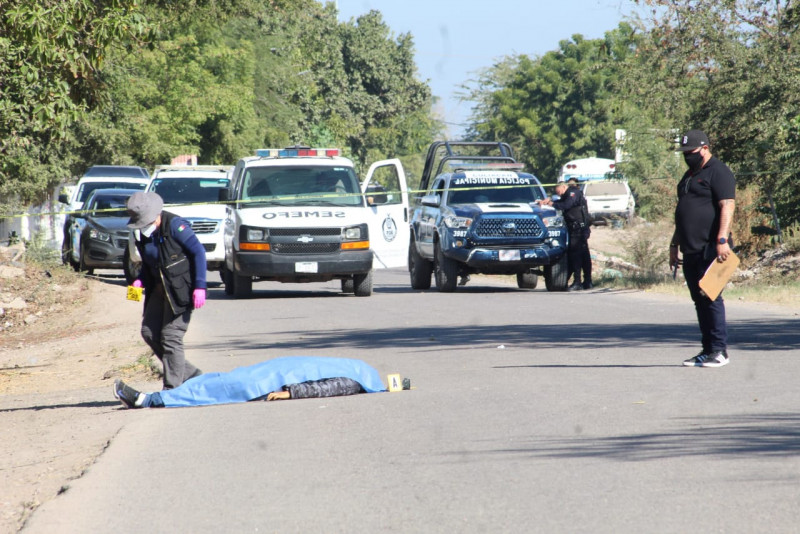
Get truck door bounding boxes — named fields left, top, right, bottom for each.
left=362, top=159, right=409, bottom=269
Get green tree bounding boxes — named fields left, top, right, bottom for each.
left=466, top=24, right=638, bottom=183
left=622, top=0, right=800, bottom=232
left=0, top=0, right=148, bottom=209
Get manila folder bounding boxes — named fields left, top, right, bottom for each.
left=698, top=251, right=740, bottom=300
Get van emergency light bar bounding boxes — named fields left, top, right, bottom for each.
left=255, top=148, right=340, bottom=158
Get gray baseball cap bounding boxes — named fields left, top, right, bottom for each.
left=126, top=192, right=163, bottom=229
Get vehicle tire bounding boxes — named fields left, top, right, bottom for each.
left=123, top=247, right=140, bottom=285
left=220, top=265, right=234, bottom=295
left=78, top=244, right=94, bottom=275
left=434, top=241, right=458, bottom=292
left=231, top=272, right=253, bottom=298
left=516, top=271, right=539, bottom=289
left=341, top=278, right=355, bottom=294
left=544, top=254, right=568, bottom=291
left=353, top=270, right=373, bottom=297
left=61, top=235, right=70, bottom=266
left=408, top=237, right=432, bottom=290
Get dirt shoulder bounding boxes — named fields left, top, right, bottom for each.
left=0, top=270, right=155, bottom=532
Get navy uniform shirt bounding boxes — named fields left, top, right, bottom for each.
left=675, top=156, right=735, bottom=255
left=139, top=212, right=207, bottom=290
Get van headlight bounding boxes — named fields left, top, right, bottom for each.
left=246, top=227, right=269, bottom=241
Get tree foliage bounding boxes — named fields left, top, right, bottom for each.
left=622, top=0, right=800, bottom=234
left=466, top=24, right=639, bottom=182
left=1, top=0, right=439, bottom=210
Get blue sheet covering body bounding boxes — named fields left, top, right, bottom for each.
left=158, top=356, right=386, bottom=408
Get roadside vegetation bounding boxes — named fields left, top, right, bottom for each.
left=1, top=0, right=799, bottom=300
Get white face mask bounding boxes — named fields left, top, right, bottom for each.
left=141, top=222, right=157, bottom=238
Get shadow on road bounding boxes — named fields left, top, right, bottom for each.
left=197, top=318, right=799, bottom=353
left=479, top=412, right=800, bottom=461
left=0, top=400, right=119, bottom=413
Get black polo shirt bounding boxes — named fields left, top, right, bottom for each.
left=675, top=156, right=735, bottom=255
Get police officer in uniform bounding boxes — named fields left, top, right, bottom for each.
left=670, top=130, right=735, bottom=368
left=540, top=178, right=592, bottom=291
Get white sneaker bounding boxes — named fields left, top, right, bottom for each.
left=700, top=351, right=729, bottom=368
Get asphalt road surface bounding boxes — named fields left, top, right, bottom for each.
left=25, top=269, right=800, bottom=533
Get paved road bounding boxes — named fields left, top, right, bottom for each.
left=25, top=269, right=800, bottom=533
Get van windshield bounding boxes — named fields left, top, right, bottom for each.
left=241, top=166, right=363, bottom=207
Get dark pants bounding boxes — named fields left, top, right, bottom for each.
left=568, top=230, right=592, bottom=286
left=141, top=284, right=200, bottom=389
left=682, top=252, right=728, bottom=354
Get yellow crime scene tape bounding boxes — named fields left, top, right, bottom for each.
left=0, top=180, right=571, bottom=222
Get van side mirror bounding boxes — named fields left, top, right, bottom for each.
left=58, top=193, right=69, bottom=204
left=218, top=188, right=231, bottom=203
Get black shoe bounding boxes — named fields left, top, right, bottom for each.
left=567, top=283, right=583, bottom=292
left=114, top=379, right=144, bottom=408
left=582, top=282, right=593, bottom=290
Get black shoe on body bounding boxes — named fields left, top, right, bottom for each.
left=567, top=283, right=583, bottom=292
left=114, top=379, right=145, bottom=408
left=582, top=281, right=593, bottom=290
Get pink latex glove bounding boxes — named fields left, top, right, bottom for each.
left=193, top=288, right=206, bottom=309
left=132, top=279, right=143, bottom=288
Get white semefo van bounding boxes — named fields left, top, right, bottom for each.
left=145, top=165, right=232, bottom=271
left=220, top=147, right=409, bottom=298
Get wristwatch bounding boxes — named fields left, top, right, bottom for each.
left=718, top=237, right=727, bottom=245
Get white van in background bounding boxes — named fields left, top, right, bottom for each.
left=558, top=157, right=617, bottom=182
left=557, top=157, right=635, bottom=225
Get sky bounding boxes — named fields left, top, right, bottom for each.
left=334, top=0, right=638, bottom=137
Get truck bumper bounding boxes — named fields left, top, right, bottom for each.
left=233, top=250, right=373, bottom=280
left=446, top=245, right=566, bottom=269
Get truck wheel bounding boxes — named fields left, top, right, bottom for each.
left=409, top=237, right=432, bottom=290
left=232, top=272, right=253, bottom=298
left=123, top=247, right=140, bottom=285
left=517, top=272, right=539, bottom=289
left=341, top=278, right=355, bottom=294
left=353, top=271, right=373, bottom=297
left=434, top=242, right=458, bottom=292
left=544, top=254, right=568, bottom=291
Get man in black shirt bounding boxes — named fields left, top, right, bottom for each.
left=670, top=130, right=736, bottom=368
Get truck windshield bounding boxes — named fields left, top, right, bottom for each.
left=447, top=175, right=544, bottom=204
left=241, top=166, right=363, bottom=207
left=150, top=177, right=231, bottom=204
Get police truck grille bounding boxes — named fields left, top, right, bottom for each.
left=189, top=221, right=218, bottom=234
left=272, top=243, right=340, bottom=254
left=474, top=217, right=543, bottom=238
